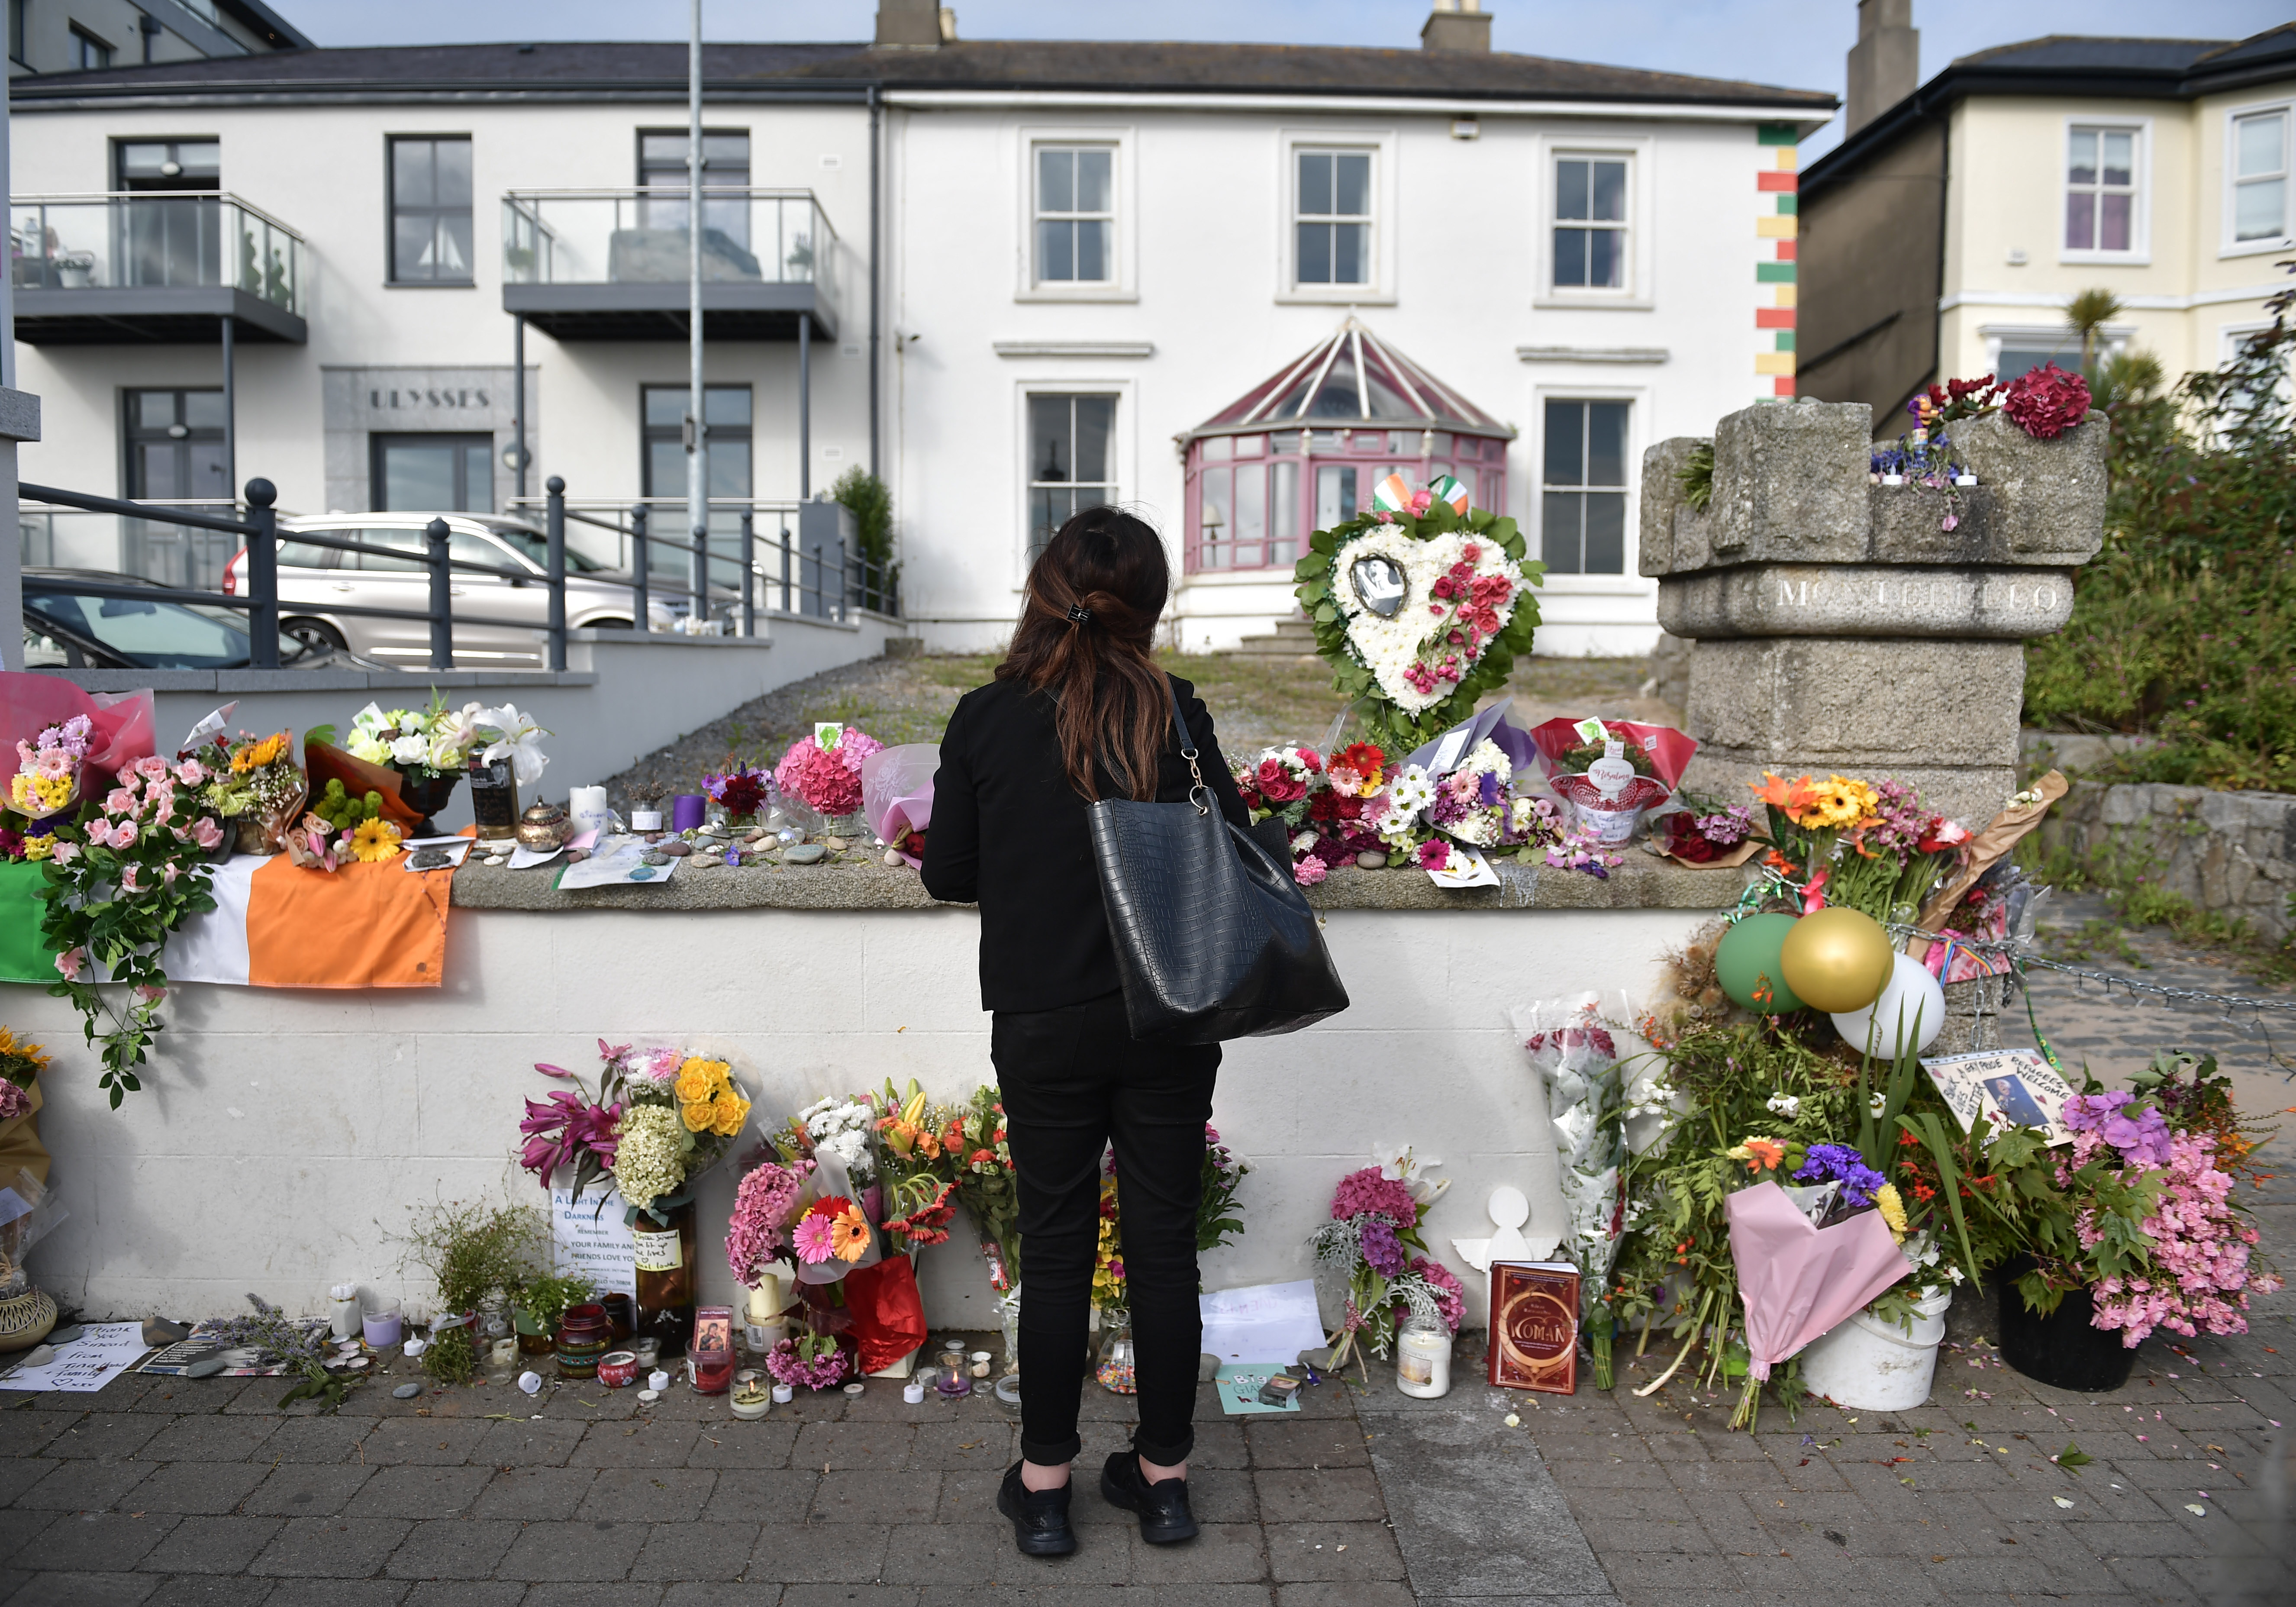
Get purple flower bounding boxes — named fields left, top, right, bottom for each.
left=1359, top=1217, right=1407, bottom=1278
left=1794, top=1142, right=1888, bottom=1207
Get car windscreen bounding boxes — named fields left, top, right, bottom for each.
left=26, top=590, right=254, bottom=668
left=484, top=524, right=605, bottom=572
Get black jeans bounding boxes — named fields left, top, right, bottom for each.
left=993, top=990, right=1218, bottom=1468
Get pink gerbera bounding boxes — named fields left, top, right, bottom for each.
left=793, top=1212, right=838, bottom=1264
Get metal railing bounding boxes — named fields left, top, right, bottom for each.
left=517, top=481, right=899, bottom=634
left=21, top=497, right=247, bottom=591
left=500, top=188, right=837, bottom=321
left=18, top=481, right=554, bottom=672
left=10, top=193, right=304, bottom=313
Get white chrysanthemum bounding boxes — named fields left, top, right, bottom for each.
left=1766, top=1092, right=1801, bottom=1118
left=1385, top=765, right=1434, bottom=818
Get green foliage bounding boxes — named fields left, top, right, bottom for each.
left=400, top=1197, right=546, bottom=1384
left=512, top=1271, right=593, bottom=1337
left=830, top=466, right=895, bottom=569
left=1677, top=440, right=1715, bottom=511
left=2025, top=261, right=2296, bottom=784
left=39, top=780, right=222, bottom=1106
left=422, top=1326, right=477, bottom=1388
left=1292, top=499, right=1542, bottom=755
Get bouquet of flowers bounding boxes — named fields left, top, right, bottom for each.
left=0, top=1029, right=46, bottom=1123
left=519, top=1039, right=651, bottom=1201
left=195, top=730, right=306, bottom=853
left=874, top=1079, right=959, bottom=1253
left=342, top=694, right=483, bottom=783
left=940, top=1085, right=1019, bottom=1291
left=703, top=758, right=773, bottom=826
left=781, top=1095, right=879, bottom=1186
left=1294, top=472, right=1541, bottom=753
left=1309, top=1155, right=1459, bottom=1374
left=1656, top=799, right=1757, bottom=867
left=1752, top=771, right=1970, bottom=926
left=10, top=713, right=93, bottom=831
left=1199, top=1126, right=1250, bottom=1255
left=40, top=752, right=224, bottom=1104
left=774, top=723, right=884, bottom=819
left=1231, top=744, right=1325, bottom=829
left=726, top=1156, right=811, bottom=1289
left=607, top=1048, right=752, bottom=1222
left=1513, top=994, right=1631, bottom=1387
left=766, top=1328, right=849, bottom=1391
left=792, top=1193, right=874, bottom=1266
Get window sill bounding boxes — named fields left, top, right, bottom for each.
left=1181, top=566, right=1301, bottom=585
left=386, top=280, right=479, bottom=290
left=2220, top=237, right=2295, bottom=260
left=1534, top=292, right=1652, bottom=312
left=1538, top=574, right=1651, bottom=594
left=1015, top=285, right=1139, bottom=304
left=2056, top=252, right=2151, bottom=268
left=1277, top=287, right=1394, bottom=306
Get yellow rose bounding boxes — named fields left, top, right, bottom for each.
left=711, top=1091, right=751, bottom=1137
left=674, top=1058, right=724, bottom=1103
left=680, top=1100, right=716, bottom=1133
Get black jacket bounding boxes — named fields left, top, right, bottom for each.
left=921, top=673, right=1251, bottom=1013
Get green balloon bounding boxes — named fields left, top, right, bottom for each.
left=1715, top=912, right=1806, bottom=1014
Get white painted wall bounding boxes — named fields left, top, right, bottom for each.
left=8, top=900, right=1712, bottom=1333
left=884, top=99, right=1784, bottom=657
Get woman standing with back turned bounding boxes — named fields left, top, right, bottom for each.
left=922, top=507, right=1250, bottom=1559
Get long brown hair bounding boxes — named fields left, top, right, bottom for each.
left=996, top=507, right=1172, bottom=801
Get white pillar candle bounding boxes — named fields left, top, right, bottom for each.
left=568, top=786, right=611, bottom=840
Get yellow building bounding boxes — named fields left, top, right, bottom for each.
left=1799, top=16, right=2296, bottom=428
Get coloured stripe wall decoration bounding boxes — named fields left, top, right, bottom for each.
left=1756, top=122, right=1799, bottom=400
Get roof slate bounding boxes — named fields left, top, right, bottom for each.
left=13, top=37, right=1833, bottom=110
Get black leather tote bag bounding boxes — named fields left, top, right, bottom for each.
left=1086, top=677, right=1350, bottom=1043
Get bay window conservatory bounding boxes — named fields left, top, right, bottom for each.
left=1180, top=318, right=1512, bottom=574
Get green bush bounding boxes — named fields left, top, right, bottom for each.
left=2024, top=263, right=2296, bottom=787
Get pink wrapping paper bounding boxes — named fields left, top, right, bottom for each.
left=0, top=674, right=156, bottom=794
left=861, top=744, right=939, bottom=867
left=1723, top=1181, right=1911, bottom=1379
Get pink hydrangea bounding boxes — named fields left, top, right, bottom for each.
left=775, top=730, right=883, bottom=816
left=1330, top=1165, right=1419, bottom=1230
left=0, top=1082, right=29, bottom=1122
left=726, top=1160, right=807, bottom=1286
left=1406, top=1254, right=1466, bottom=1333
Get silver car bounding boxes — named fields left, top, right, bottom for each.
left=222, top=513, right=675, bottom=666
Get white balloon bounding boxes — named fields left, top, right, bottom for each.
left=1830, top=952, right=1947, bottom=1059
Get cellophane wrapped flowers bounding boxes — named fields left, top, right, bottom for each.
left=774, top=726, right=883, bottom=817
left=10, top=713, right=91, bottom=821
left=1512, top=994, right=1630, bottom=1386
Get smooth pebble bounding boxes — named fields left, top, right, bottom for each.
left=393, top=1382, right=422, bottom=1399
left=1354, top=850, right=1387, bottom=869
left=882, top=849, right=904, bottom=867
left=785, top=843, right=827, bottom=866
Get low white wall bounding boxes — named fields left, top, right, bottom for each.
left=41, top=610, right=906, bottom=830
left=8, top=901, right=1707, bottom=1333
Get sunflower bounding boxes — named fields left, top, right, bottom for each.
left=0, top=1028, right=51, bottom=1085
left=232, top=732, right=290, bottom=773
left=349, top=817, right=403, bottom=862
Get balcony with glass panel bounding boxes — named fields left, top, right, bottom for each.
left=9, top=194, right=306, bottom=344
left=500, top=190, right=838, bottom=340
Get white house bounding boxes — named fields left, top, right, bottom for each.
left=10, top=1, right=1833, bottom=656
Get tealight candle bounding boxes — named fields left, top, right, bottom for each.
left=648, top=1368, right=671, bottom=1393
left=771, top=1383, right=794, bottom=1404
left=903, top=1380, right=926, bottom=1404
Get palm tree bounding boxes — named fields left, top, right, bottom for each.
left=2065, top=288, right=2123, bottom=381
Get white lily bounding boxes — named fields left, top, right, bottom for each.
left=476, top=704, right=550, bottom=786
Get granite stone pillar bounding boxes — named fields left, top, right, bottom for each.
left=1639, top=400, right=2104, bottom=826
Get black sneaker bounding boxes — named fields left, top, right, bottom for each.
left=996, top=1460, right=1077, bottom=1558
left=1100, top=1449, right=1199, bottom=1544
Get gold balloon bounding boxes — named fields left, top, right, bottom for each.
left=1777, top=907, right=1895, bottom=1014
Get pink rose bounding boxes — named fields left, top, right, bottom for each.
left=175, top=760, right=206, bottom=786
left=52, top=841, right=78, bottom=865
left=1409, top=489, right=1434, bottom=516
left=105, top=788, right=137, bottom=815
left=134, top=984, right=165, bottom=1005
left=55, top=946, right=86, bottom=981
left=134, top=755, right=170, bottom=781
left=120, top=863, right=145, bottom=892
left=192, top=817, right=223, bottom=851
left=161, top=862, right=179, bottom=887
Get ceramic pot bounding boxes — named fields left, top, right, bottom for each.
left=555, top=1303, right=612, bottom=1379
left=597, top=1350, right=639, bottom=1388
left=1996, top=1259, right=2136, bottom=1392
left=396, top=770, right=462, bottom=836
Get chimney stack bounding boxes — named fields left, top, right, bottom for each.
left=1421, top=0, right=1492, bottom=54
left=875, top=0, right=953, bottom=48
left=1845, top=0, right=1919, bottom=137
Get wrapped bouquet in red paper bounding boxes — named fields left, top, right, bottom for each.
left=1529, top=718, right=1696, bottom=846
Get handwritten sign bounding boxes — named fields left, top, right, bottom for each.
left=552, top=1185, right=636, bottom=1297
left=0, top=1321, right=148, bottom=1392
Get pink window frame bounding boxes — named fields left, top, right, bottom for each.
left=1181, top=429, right=1509, bottom=574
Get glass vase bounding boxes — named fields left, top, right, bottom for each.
left=1093, top=1310, right=1137, bottom=1394
left=632, top=1197, right=699, bottom=1359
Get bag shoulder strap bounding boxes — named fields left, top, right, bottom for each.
left=1164, top=674, right=1212, bottom=817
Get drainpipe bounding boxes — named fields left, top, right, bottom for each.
left=221, top=314, right=235, bottom=497
left=685, top=0, right=708, bottom=611
left=868, top=82, right=880, bottom=477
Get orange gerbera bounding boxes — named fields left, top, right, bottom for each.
left=829, top=1201, right=871, bottom=1262
left=1727, top=1136, right=1786, bottom=1172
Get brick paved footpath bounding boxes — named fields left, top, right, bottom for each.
left=0, top=898, right=2289, bottom=1607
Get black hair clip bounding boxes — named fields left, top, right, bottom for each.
left=1066, top=603, right=1092, bottom=624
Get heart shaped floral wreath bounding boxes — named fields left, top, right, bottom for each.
left=1292, top=473, right=1544, bottom=753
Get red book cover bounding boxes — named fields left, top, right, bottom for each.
left=1488, top=1261, right=1580, bottom=1394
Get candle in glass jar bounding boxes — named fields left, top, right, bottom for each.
left=1394, top=1318, right=1453, bottom=1399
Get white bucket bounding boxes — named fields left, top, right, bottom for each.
left=1795, top=1288, right=1953, bottom=1411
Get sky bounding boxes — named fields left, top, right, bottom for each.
left=288, top=0, right=2293, bottom=160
